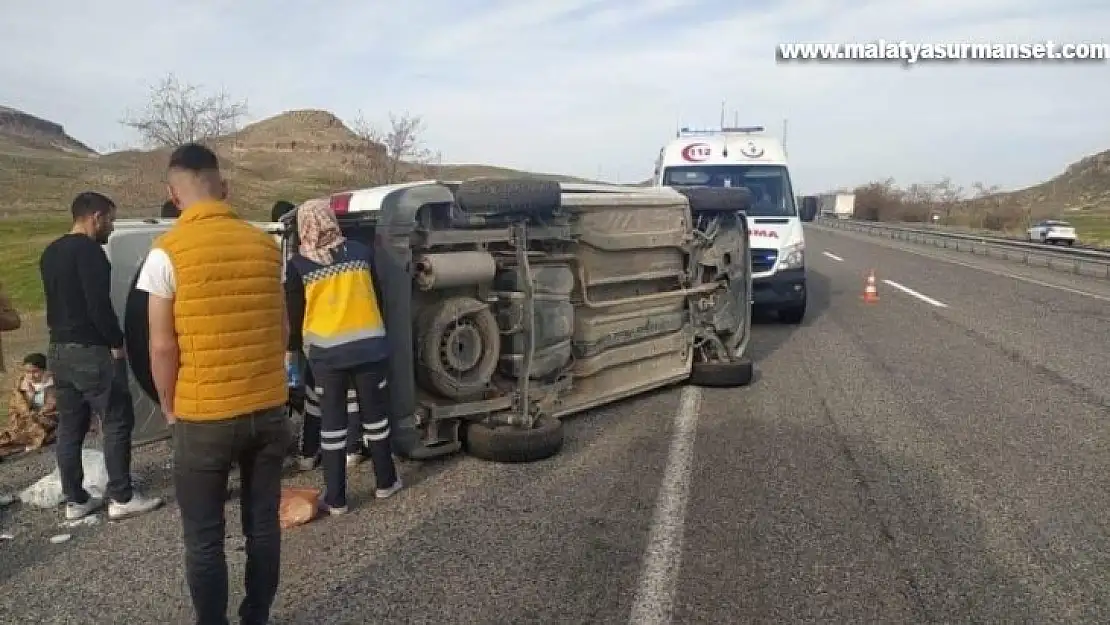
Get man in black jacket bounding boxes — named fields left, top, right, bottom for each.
left=39, top=191, right=163, bottom=521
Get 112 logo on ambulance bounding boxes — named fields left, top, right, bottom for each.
left=680, top=143, right=711, bottom=161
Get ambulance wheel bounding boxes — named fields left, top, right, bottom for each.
left=778, top=297, right=807, bottom=324
left=455, top=178, right=561, bottom=216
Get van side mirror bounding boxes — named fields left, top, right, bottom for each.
left=799, top=197, right=817, bottom=222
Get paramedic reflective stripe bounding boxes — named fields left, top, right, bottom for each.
left=321, top=427, right=348, bottom=451
left=362, top=418, right=390, bottom=442
left=303, top=326, right=386, bottom=348
left=302, top=387, right=360, bottom=419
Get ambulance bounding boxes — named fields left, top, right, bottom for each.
left=653, top=126, right=815, bottom=323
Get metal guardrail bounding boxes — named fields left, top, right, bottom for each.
left=814, top=217, right=1110, bottom=280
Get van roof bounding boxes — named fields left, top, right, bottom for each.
left=309, top=179, right=661, bottom=215
left=113, top=218, right=284, bottom=234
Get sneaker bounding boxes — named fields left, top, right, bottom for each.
left=375, top=478, right=403, bottom=499
left=319, top=502, right=349, bottom=516
left=346, top=453, right=364, bottom=468
left=108, top=493, right=164, bottom=521
left=65, top=498, right=104, bottom=521
left=296, top=454, right=320, bottom=472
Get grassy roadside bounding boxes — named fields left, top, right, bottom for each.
left=1066, top=213, right=1110, bottom=246
left=1, top=215, right=70, bottom=311
left=1, top=217, right=62, bottom=427
left=890, top=213, right=1110, bottom=248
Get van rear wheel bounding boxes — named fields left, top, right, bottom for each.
left=462, top=417, right=564, bottom=463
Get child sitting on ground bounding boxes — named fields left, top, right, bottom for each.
left=0, top=353, right=58, bottom=456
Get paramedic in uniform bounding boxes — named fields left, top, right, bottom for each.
left=284, top=198, right=401, bottom=515
left=137, top=143, right=292, bottom=625
left=272, top=199, right=367, bottom=471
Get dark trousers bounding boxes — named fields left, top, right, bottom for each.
left=47, top=343, right=135, bottom=504
left=315, top=360, right=396, bottom=507
left=295, top=358, right=361, bottom=457
left=173, top=407, right=293, bottom=625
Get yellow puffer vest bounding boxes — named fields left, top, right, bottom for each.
left=154, top=200, right=287, bottom=421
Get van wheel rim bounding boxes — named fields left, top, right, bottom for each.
left=440, top=321, right=483, bottom=372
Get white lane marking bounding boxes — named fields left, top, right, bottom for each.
left=822, top=251, right=844, bottom=262
left=629, top=385, right=702, bottom=625
left=882, top=279, right=949, bottom=308
left=818, top=227, right=1110, bottom=303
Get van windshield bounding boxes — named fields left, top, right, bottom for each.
left=663, top=164, right=797, bottom=217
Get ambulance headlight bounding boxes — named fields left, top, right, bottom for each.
left=777, top=241, right=805, bottom=270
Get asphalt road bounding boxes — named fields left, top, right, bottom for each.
left=2, top=224, right=1110, bottom=624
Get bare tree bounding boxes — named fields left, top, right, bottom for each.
left=931, top=177, right=965, bottom=222
left=350, top=111, right=436, bottom=184
left=121, top=74, right=248, bottom=148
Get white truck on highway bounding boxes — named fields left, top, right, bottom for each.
left=817, top=192, right=855, bottom=220
left=653, top=126, right=815, bottom=323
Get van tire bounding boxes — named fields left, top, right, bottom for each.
left=455, top=178, right=561, bottom=215
left=676, top=187, right=753, bottom=213
left=463, top=417, right=564, bottom=463
left=416, top=296, right=501, bottom=400
left=690, top=358, right=754, bottom=387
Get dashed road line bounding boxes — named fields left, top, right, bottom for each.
left=817, top=226, right=1110, bottom=303
left=629, top=386, right=702, bottom=625
left=882, top=279, right=949, bottom=308
left=822, top=251, right=844, bottom=262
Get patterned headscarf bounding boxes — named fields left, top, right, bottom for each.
left=297, top=198, right=347, bottom=265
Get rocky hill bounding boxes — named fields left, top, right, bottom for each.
left=990, top=149, right=1110, bottom=215
left=0, top=107, right=594, bottom=219
left=224, top=109, right=383, bottom=156
left=0, top=106, right=96, bottom=156
left=969, top=148, right=1110, bottom=243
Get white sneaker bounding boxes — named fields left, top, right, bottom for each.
left=108, top=493, right=164, bottom=521
left=65, top=498, right=104, bottom=520
left=375, top=478, right=403, bottom=499
left=346, top=453, right=364, bottom=468
left=320, top=503, right=349, bottom=516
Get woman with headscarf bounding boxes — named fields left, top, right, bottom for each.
left=275, top=199, right=368, bottom=471
left=284, top=199, right=401, bottom=514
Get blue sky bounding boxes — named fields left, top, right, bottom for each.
left=0, top=0, right=1108, bottom=193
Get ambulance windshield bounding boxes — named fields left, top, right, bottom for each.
left=663, top=165, right=797, bottom=217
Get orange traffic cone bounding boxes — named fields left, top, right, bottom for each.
left=862, top=270, right=880, bottom=303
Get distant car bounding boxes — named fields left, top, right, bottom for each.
left=1027, top=220, right=1076, bottom=246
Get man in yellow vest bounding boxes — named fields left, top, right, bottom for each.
left=136, top=143, right=292, bottom=625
